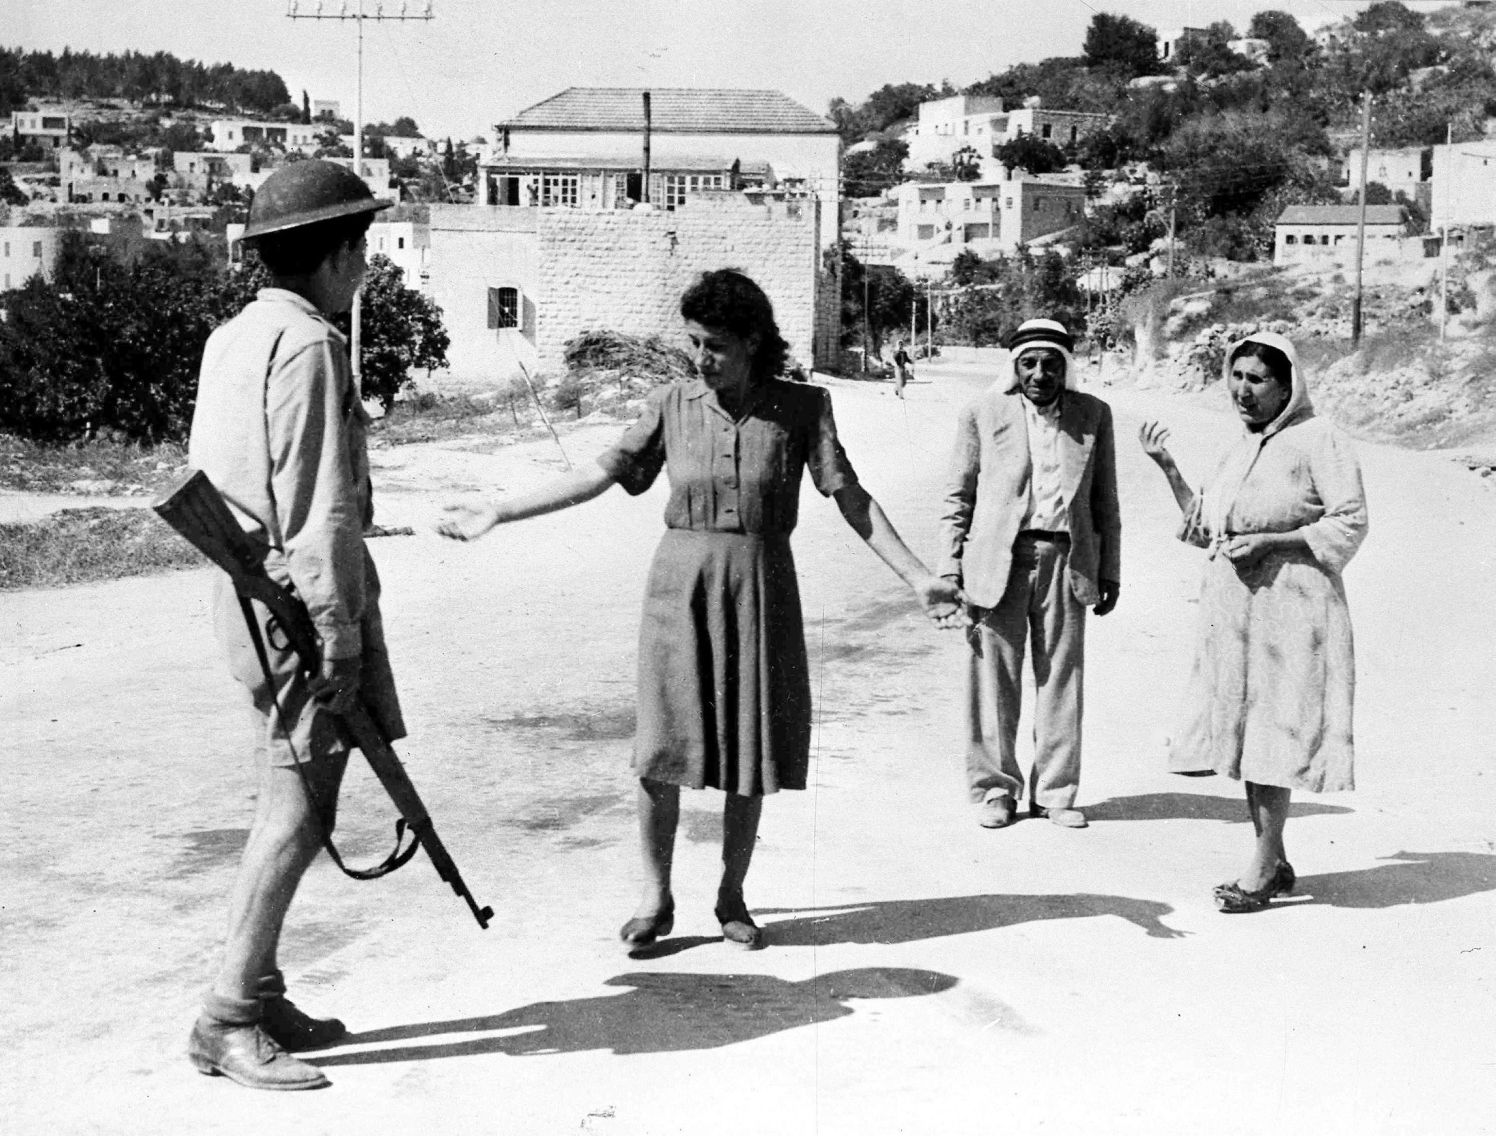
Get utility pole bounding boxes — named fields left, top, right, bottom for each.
left=1166, top=180, right=1177, bottom=278
left=861, top=236, right=871, bottom=371
left=1440, top=122, right=1452, bottom=341
left=1351, top=92, right=1371, bottom=346
left=287, top=0, right=436, bottom=394
left=925, top=276, right=933, bottom=351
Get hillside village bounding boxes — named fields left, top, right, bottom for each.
left=2, top=1, right=1495, bottom=450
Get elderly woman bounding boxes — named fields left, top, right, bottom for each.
left=441, top=269, right=964, bottom=950
left=1139, top=332, right=1367, bottom=913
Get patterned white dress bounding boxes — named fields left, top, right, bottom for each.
left=1169, top=337, right=1369, bottom=792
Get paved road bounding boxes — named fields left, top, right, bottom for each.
left=4, top=359, right=1495, bottom=1135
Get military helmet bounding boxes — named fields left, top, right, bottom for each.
left=241, top=159, right=392, bottom=242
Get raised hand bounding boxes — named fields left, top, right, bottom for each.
left=1138, top=420, right=1174, bottom=467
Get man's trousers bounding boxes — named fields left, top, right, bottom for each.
left=964, top=533, right=1086, bottom=809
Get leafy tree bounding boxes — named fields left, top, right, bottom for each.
left=1353, top=2, right=1425, bottom=36
left=0, top=238, right=448, bottom=439
left=1174, top=22, right=1253, bottom=79
left=941, top=249, right=1085, bottom=346
left=836, top=245, right=931, bottom=358
left=967, top=57, right=1127, bottom=114
left=1082, top=14, right=1160, bottom=78
left=995, top=133, right=1067, bottom=175
left=1248, top=11, right=1312, bottom=64
left=0, top=232, right=244, bottom=442
left=827, top=83, right=942, bottom=143
left=334, top=256, right=449, bottom=411
left=159, top=121, right=202, bottom=152
left=843, top=137, right=910, bottom=198
left=0, top=168, right=28, bottom=207
left=951, top=145, right=982, bottom=181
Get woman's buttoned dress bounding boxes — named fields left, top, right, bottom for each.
left=598, top=378, right=858, bottom=796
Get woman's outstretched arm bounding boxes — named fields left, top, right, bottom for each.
left=438, top=462, right=618, bottom=541
left=1138, top=420, right=1195, bottom=515
left=832, top=483, right=969, bottom=629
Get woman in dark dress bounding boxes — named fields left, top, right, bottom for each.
left=440, top=270, right=965, bottom=951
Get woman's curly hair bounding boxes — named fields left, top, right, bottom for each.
left=679, top=268, right=791, bottom=383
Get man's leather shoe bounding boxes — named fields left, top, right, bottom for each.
left=260, top=995, right=347, bottom=1052
left=978, top=797, right=1017, bottom=828
left=1031, top=803, right=1088, bottom=828
left=187, top=1018, right=330, bottom=1090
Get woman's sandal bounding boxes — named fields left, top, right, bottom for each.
left=714, top=894, right=765, bottom=951
left=619, top=900, right=675, bottom=952
left=1214, top=861, right=1295, bottom=914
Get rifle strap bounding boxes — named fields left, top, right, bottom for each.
left=236, top=593, right=420, bottom=882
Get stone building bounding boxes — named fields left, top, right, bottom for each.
left=479, top=87, right=842, bottom=253
left=427, top=193, right=830, bottom=385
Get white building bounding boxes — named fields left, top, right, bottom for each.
left=0, top=226, right=61, bottom=291
left=228, top=218, right=427, bottom=285
left=895, top=176, right=1086, bottom=255
left=11, top=109, right=71, bottom=150
left=1430, top=140, right=1496, bottom=228
left=326, top=156, right=398, bottom=203
left=480, top=87, right=842, bottom=251
left=904, top=95, right=1008, bottom=172
left=1344, top=146, right=1429, bottom=194
left=1273, top=204, right=1409, bottom=263
left=367, top=220, right=429, bottom=288
left=206, top=119, right=321, bottom=154
left=903, top=94, right=1110, bottom=176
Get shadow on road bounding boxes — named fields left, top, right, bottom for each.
left=756, top=892, right=1188, bottom=946
left=311, top=967, right=957, bottom=1064
left=1083, top=791, right=1353, bottom=825
left=1291, top=850, right=1496, bottom=909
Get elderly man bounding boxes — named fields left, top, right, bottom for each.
left=939, top=317, right=1120, bottom=829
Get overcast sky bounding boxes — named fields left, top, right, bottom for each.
left=12, top=1, right=1431, bottom=141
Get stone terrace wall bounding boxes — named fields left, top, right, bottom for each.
left=537, top=195, right=833, bottom=373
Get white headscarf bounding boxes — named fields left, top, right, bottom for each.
left=1200, top=331, right=1314, bottom=541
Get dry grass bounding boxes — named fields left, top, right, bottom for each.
left=0, top=507, right=202, bottom=591
left=0, top=436, right=186, bottom=494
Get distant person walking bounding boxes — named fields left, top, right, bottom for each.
left=440, top=269, right=966, bottom=951
left=938, top=318, right=1120, bottom=831
left=893, top=341, right=913, bottom=399
left=1140, top=332, right=1367, bottom=913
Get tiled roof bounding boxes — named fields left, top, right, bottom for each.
left=1275, top=204, right=1406, bottom=225
left=499, top=88, right=837, bottom=135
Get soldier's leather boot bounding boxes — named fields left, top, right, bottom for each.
left=258, top=970, right=347, bottom=1051
left=187, top=992, right=329, bottom=1091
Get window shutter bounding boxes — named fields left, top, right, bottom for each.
left=521, top=294, right=536, bottom=342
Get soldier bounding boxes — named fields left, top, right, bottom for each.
left=184, top=160, right=400, bottom=1090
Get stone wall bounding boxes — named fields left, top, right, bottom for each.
left=537, top=195, right=835, bottom=374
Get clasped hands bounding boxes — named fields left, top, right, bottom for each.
left=917, top=576, right=973, bottom=630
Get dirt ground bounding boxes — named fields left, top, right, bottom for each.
left=3, top=358, right=1495, bottom=1136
